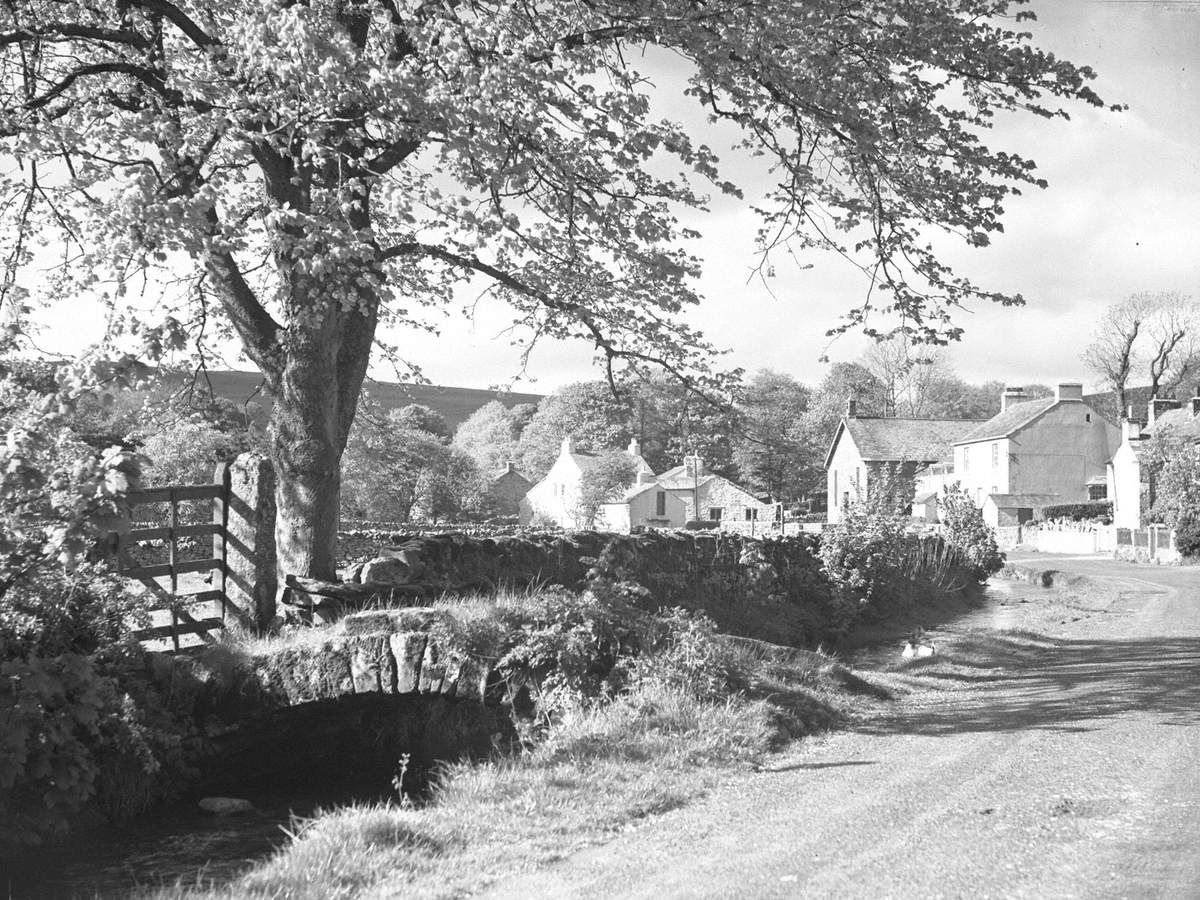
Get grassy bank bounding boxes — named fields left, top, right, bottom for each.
left=150, top=624, right=882, bottom=900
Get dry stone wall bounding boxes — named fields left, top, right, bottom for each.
left=338, top=529, right=841, bottom=645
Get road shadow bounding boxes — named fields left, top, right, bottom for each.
left=856, top=636, right=1200, bottom=736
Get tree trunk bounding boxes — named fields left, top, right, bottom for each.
left=268, top=307, right=374, bottom=583
left=271, top=360, right=343, bottom=584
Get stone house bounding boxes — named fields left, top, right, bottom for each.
left=1107, top=392, right=1200, bottom=528
left=518, top=437, right=654, bottom=529
left=824, top=400, right=983, bottom=524
left=487, top=462, right=532, bottom=517
left=594, top=474, right=689, bottom=532
left=655, top=455, right=776, bottom=532
left=952, top=383, right=1119, bottom=526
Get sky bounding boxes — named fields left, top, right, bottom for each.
left=25, top=0, right=1200, bottom=395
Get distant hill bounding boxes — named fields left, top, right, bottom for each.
left=179, top=370, right=543, bottom=431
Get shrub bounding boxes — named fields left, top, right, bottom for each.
left=629, top=609, right=747, bottom=702
left=1150, top=445, right=1200, bottom=528
left=0, top=369, right=187, bottom=853
left=819, top=463, right=913, bottom=605
left=1041, top=501, right=1113, bottom=522
left=1175, top=513, right=1200, bottom=559
left=939, top=484, right=1005, bottom=579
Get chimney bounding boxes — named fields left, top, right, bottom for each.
left=1121, top=419, right=1140, bottom=442
left=504, top=460, right=516, bottom=474
left=683, top=454, right=705, bottom=479
left=846, top=396, right=857, bottom=418
left=628, top=437, right=642, bottom=457
left=1148, top=397, right=1181, bottom=428
left=1055, top=382, right=1084, bottom=402
left=561, top=435, right=576, bottom=455
left=1000, top=386, right=1026, bottom=413
left=636, top=471, right=656, bottom=485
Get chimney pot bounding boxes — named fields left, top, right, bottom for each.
left=846, top=396, right=857, bottom=418
left=628, top=437, right=642, bottom=457
left=561, top=435, right=576, bottom=455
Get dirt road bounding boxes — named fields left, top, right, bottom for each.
left=477, top=556, right=1200, bottom=899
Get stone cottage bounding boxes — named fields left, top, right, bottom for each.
left=594, top=474, right=689, bottom=532
left=488, top=461, right=532, bottom=517
left=655, top=455, right=776, bottom=532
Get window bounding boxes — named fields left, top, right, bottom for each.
left=855, top=467, right=861, bottom=486
left=991, top=443, right=998, bottom=467
left=655, top=491, right=666, bottom=516
left=963, top=446, right=970, bottom=470
left=1089, top=484, right=1108, bottom=501
left=1086, top=413, right=1092, bottom=423
left=708, top=507, right=723, bottom=521
left=745, top=508, right=759, bottom=521
left=832, top=470, right=838, bottom=497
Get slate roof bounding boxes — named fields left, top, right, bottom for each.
left=602, top=481, right=662, bottom=505
left=1147, top=407, right=1200, bottom=440
left=655, top=465, right=719, bottom=490
left=955, top=397, right=1058, bottom=444
left=835, top=417, right=983, bottom=467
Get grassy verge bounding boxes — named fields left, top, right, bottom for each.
left=151, top=621, right=881, bottom=900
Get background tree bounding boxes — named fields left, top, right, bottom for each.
left=341, top=399, right=482, bottom=524
left=730, top=370, right=810, bottom=503
left=629, top=373, right=738, bottom=476
left=0, top=1, right=1111, bottom=580
left=516, top=382, right=634, bottom=481
left=452, top=400, right=531, bottom=476
left=389, top=404, right=450, bottom=441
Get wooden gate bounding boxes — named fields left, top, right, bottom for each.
left=114, top=463, right=238, bottom=650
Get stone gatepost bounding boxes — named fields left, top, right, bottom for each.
left=216, top=453, right=278, bottom=631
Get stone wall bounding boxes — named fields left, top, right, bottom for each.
left=338, top=530, right=843, bottom=646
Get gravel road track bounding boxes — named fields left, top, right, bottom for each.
left=477, top=555, right=1200, bottom=900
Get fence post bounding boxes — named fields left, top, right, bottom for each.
left=212, top=462, right=232, bottom=625
left=224, top=453, right=278, bottom=631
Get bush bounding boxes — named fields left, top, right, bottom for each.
left=939, top=485, right=1004, bottom=579
left=819, top=464, right=913, bottom=605
left=1041, top=501, right=1113, bottom=522
left=0, top=369, right=189, bottom=854
left=1175, top=513, right=1200, bottom=559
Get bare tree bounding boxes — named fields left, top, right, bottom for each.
left=1083, top=293, right=1199, bottom=412
left=860, top=336, right=953, bottom=418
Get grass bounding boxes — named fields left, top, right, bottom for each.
left=148, top=619, right=876, bottom=900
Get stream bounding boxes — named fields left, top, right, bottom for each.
left=3, top=774, right=405, bottom=899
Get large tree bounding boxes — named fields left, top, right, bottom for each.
left=0, top=1, right=1109, bottom=580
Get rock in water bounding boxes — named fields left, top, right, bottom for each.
left=199, top=797, right=256, bottom=815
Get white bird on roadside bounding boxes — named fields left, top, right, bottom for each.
left=901, top=628, right=937, bottom=659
